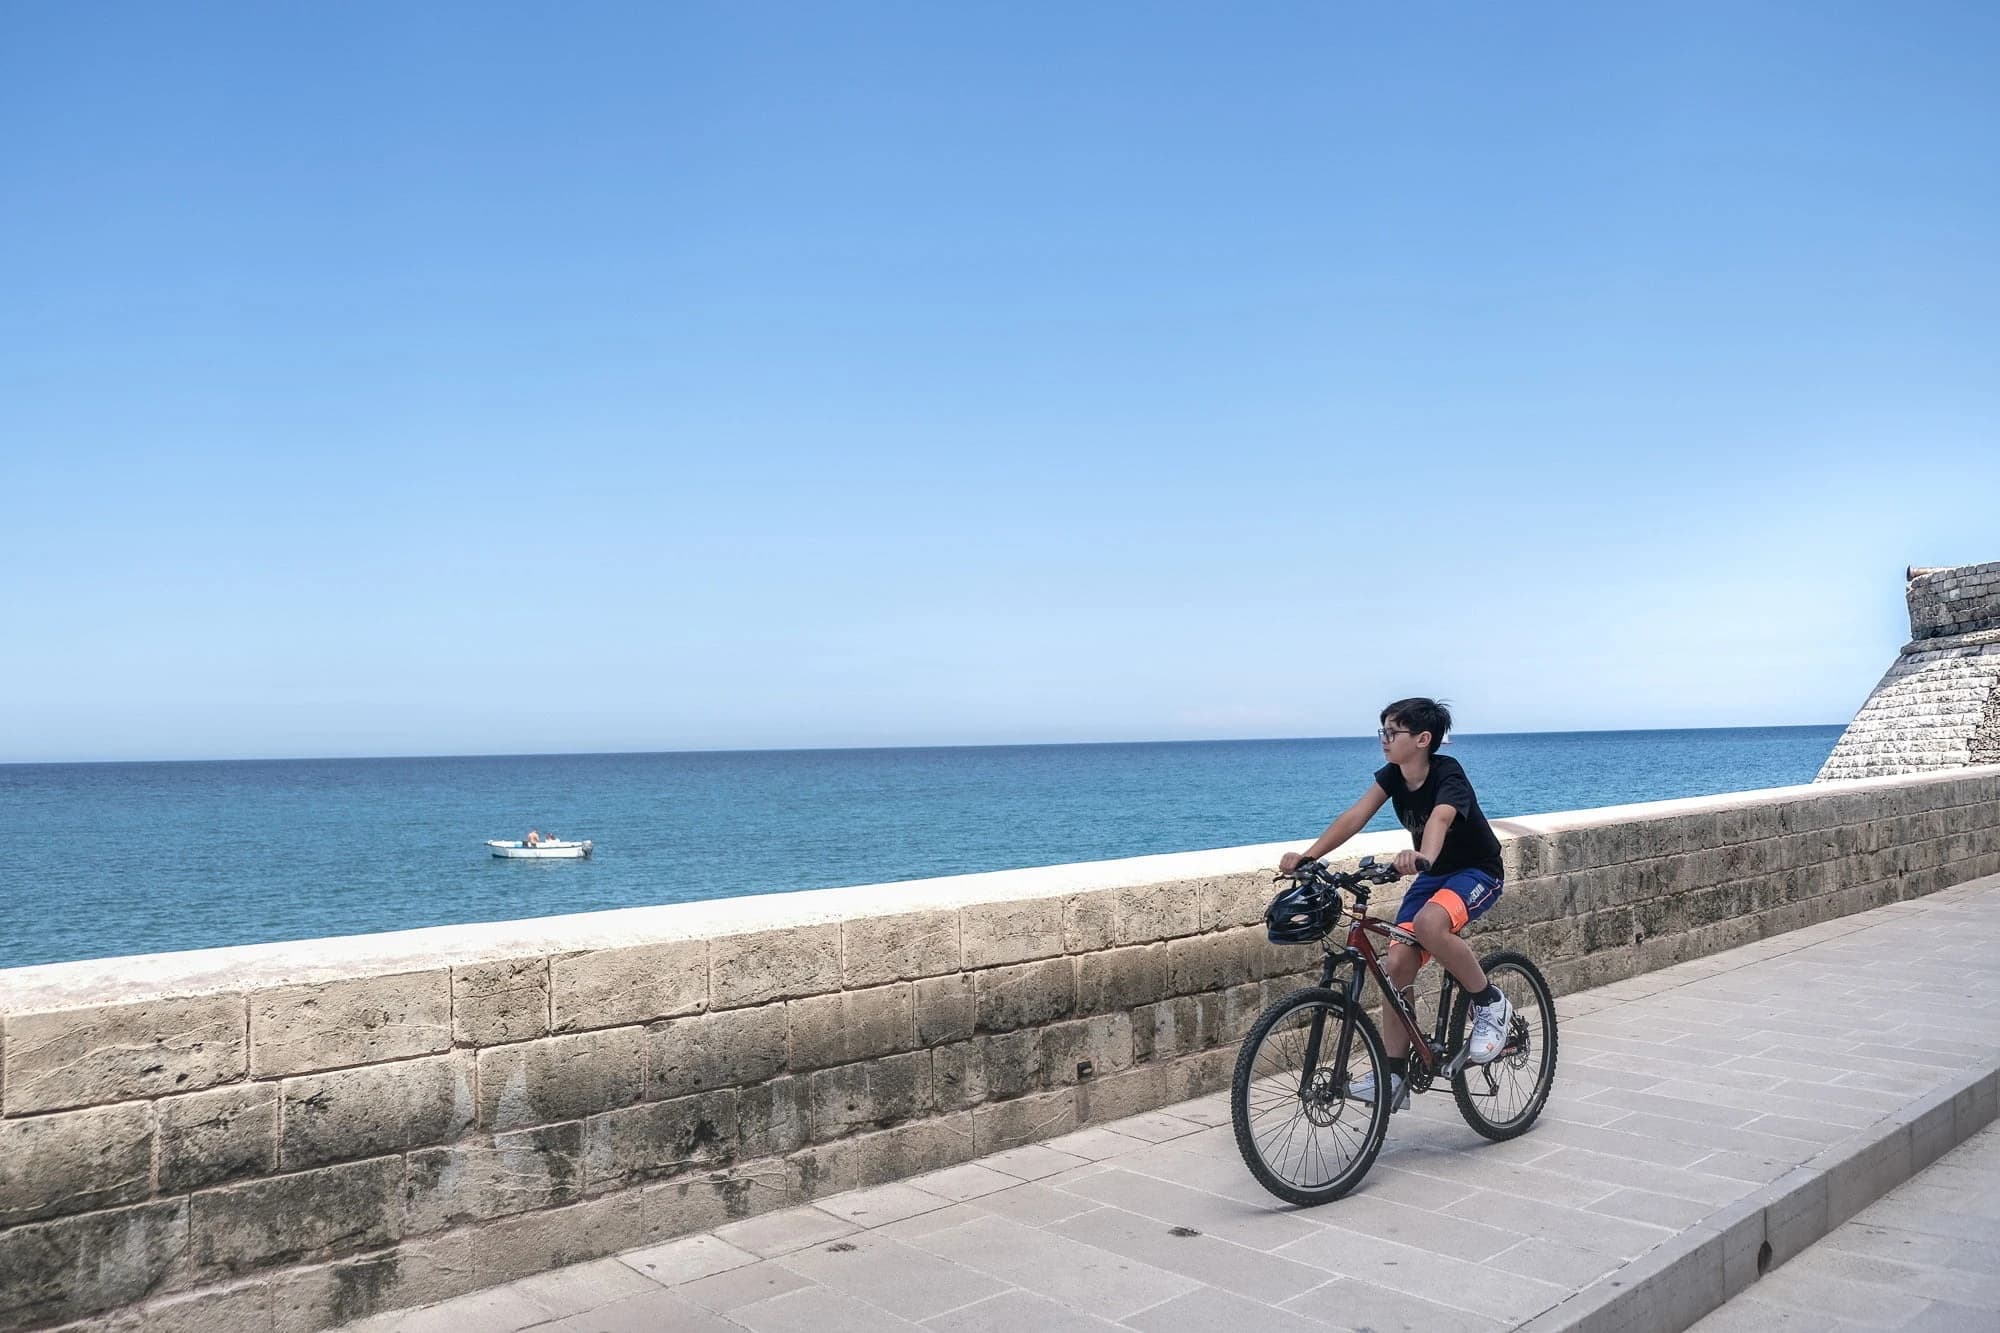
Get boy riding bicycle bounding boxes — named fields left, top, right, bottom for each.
left=1277, top=697, right=1510, bottom=1109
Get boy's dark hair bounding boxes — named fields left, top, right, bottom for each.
left=1381, top=697, right=1452, bottom=754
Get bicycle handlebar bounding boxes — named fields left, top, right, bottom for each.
left=1279, top=856, right=1417, bottom=891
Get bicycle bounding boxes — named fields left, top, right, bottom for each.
left=1229, top=856, right=1558, bottom=1205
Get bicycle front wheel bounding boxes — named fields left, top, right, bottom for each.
left=1230, top=987, right=1391, bottom=1205
left=1448, top=950, right=1558, bottom=1141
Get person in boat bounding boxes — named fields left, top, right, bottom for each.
left=525, top=829, right=543, bottom=847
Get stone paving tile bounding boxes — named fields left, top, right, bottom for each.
left=1097, top=1109, right=1206, bottom=1143
left=978, top=1142, right=1091, bottom=1180
left=873, top=1200, right=990, bottom=1242
left=1277, top=1275, right=1511, bottom=1333
left=1276, top=1224, right=1569, bottom=1324
left=777, top=1229, right=1010, bottom=1320
left=920, top=1288, right=1125, bottom=1332
left=1483, top=1236, right=1623, bottom=1289
left=810, top=1180, right=955, bottom=1229
left=538, top=1285, right=744, bottom=1332
left=1583, top=1185, right=1719, bottom=1230
left=903, top=1211, right=1202, bottom=1319
left=507, top=1258, right=660, bottom=1319
left=1438, top=1188, right=1672, bottom=1260
left=907, top=1161, right=1018, bottom=1201
left=614, top=1231, right=759, bottom=1286
left=713, top=1203, right=860, bottom=1257
left=728, top=1284, right=925, bottom=1333
left=967, top=1180, right=1103, bottom=1227
left=1047, top=1203, right=1333, bottom=1305
left=1123, top=1283, right=1346, bottom=1333
left=1054, top=1164, right=1325, bottom=1251
left=343, top=1288, right=554, bottom=1333
left=673, top=1258, right=818, bottom=1311
left=1040, top=1125, right=1152, bottom=1160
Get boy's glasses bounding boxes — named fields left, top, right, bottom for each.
left=1377, top=728, right=1413, bottom=742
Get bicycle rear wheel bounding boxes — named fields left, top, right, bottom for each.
left=1230, top=988, right=1391, bottom=1205
left=1447, top=950, right=1558, bottom=1141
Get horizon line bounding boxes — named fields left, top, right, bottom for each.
left=0, top=721, right=1848, bottom=769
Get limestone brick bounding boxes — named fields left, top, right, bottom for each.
left=140, top=1280, right=275, bottom=1333
left=279, top=1053, right=475, bottom=1169
left=2, top=995, right=246, bottom=1115
left=808, top=1050, right=935, bottom=1139
left=401, top=1123, right=585, bottom=1235
left=190, top=1157, right=404, bottom=1279
left=548, top=941, right=705, bottom=1033
left=841, top=910, right=958, bottom=987
left=581, top=1089, right=738, bottom=1192
left=249, top=973, right=450, bottom=1078
left=268, top=1231, right=479, bottom=1333
left=159, top=1084, right=279, bottom=1193
left=1074, top=944, right=1170, bottom=1016
left=646, top=1006, right=787, bottom=1100
left=709, top=924, right=841, bottom=1009
left=475, top=1027, right=645, bottom=1133
left=462, top=1193, right=647, bottom=1288
left=1075, top=1063, right=1167, bottom=1123
left=972, top=957, right=1074, bottom=1034
left=641, top=1162, right=787, bottom=1239
left=971, top=1088, right=1077, bottom=1153
left=735, top=1077, right=811, bottom=1158
left=960, top=898, right=1064, bottom=968
left=1062, top=891, right=1118, bottom=954
left=913, top=973, right=976, bottom=1046
left=0, top=1100, right=153, bottom=1226
left=0, top=1199, right=188, bottom=1331
left=965, top=1029, right=1043, bottom=1102
left=1040, top=1013, right=1135, bottom=1085
left=1197, top=872, right=1272, bottom=932
left=450, top=959, right=550, bottom=1047
left=787, top=983, right=915, bottom=1071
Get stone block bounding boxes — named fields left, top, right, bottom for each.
left=788, top=983, right=915, bottom=1071
left=972, top=1088, right=1077, bottom=1153
left=160, top=1083, right=279, bottom=1193
left=0, top=1200, right=188, bottom=1331
left=1113, top=884, right=1198, bottom=945
left=402, top=1122, right=585, bottom=1234
left=973, top=957, right=1074, bottom=1033
left=1816, top=1124, right=1912, bottom=1229
left=1166, top=928, right=1257, bottom=995
left=1041, top=1014, right=1135, bottom=1085
left=783, top=1140, right=863, bottom=1203
left=961, top=898, right=1064, bottom=968
left=1163, top=1046, right=1234, bottom=1102
left=1075, top=1063, right=1167, bottom=1124
left=1197, top=873, right=1270, bottom=931
left=808, top=1050, right=935, bottom=1139
left=2, top=995, right=246, bottom=1114
left=710, top=924, right=842, bottom=1009
left=736, top=1077, right=811, bottom=1158
left=967, top=1029, right=1043, bottom=1102
left=915, top=973, right=976, bottom=1046
left=1757, top=1165, right=1828, bottom=1269
left=646, top=1006, right=787, bottom=1100
left=548, top=940, right=706, bottom=1033
left=854, top=1112, right=977, bottom=1187
left=1075, top=944, right=1170, bottom=1016
left=0, top=1100, right=153, bottom=1226
left=191, top=1156, right=404, bottom=1278
left=466, top=1193, right=648, bottom=1287
left=1137, top=993, right=1220, bottom=1062
left=269, top=1231, right=479, bottom=1333
left=1063, top=890, right=1118, bottom=953
left=142, top=1280, right=276, bottom=1333
left=280, top=1052, right=475, bottom=1169
left=250, top=972, right=450, bottom=1077
left=475, top=1026, right=645, bottom=1132
left=643, top=1162, right=789, bottom=1239
left=451, top=958, right=550, bottom=1046
left=582, top=1089, right=738, bottom=1192
left=842, top=910, right=959, bottom=987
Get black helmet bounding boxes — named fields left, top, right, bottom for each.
left=1265, top=877, right=1343, bottom=944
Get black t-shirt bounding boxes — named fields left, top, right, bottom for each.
left=1373, top=754, right=1504, bottom=879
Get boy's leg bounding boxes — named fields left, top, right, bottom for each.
left=1378, top=943, right=1423, bottom=1060
left=1410, top=904, right=1489, bottom=995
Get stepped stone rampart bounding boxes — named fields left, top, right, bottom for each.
left=2, top=768, right=1998, bottom=1331
left=1818, top=561, right=2000, bottom=781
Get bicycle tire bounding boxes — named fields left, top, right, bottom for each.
left=1230, top=987, right=1391, bottom=1205
left=1447, top=950, right=1558, bottom=1141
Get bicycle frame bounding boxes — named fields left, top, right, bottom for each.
left=1305, top=890, right=1466, bottom=1091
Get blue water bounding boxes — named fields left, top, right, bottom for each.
left=0, top=727, right=1841, bottom=970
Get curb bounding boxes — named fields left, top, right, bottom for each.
left=1514, top=1059, right=2000, bottom=1333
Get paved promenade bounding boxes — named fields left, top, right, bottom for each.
left=351, top=876, right=2000, bottom=1333
left=1689, top=1119, right=2000, bottom=1332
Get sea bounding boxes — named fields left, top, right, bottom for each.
left=0, top=726, right=1842, bottom=971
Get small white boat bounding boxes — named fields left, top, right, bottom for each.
left=487, top=839, right=593, bottom=860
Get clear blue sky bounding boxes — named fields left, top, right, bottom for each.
left=4, top=3, right=1996, bottom=763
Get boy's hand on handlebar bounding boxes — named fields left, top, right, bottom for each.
left=1277, top=851, right=1306, bottom=874
left=1391, top=851, right=1432, bottom=876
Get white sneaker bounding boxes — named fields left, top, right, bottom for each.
left=1347, top=1069, right=1407, bottom=1110
left=1467, top=992, right=1514, bottom=1064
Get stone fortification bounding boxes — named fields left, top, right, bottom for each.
left=2, top=768, right=1998, bottom=1332
left=1819, top=561, right=2000, bottom=780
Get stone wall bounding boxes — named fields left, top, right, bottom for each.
left=1820, top=561, right=2000, bottom=780
left=3, top=767, right=1998, bottom=1332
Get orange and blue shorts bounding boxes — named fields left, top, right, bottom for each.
left=1395, top=868, right=1503, bottom=935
